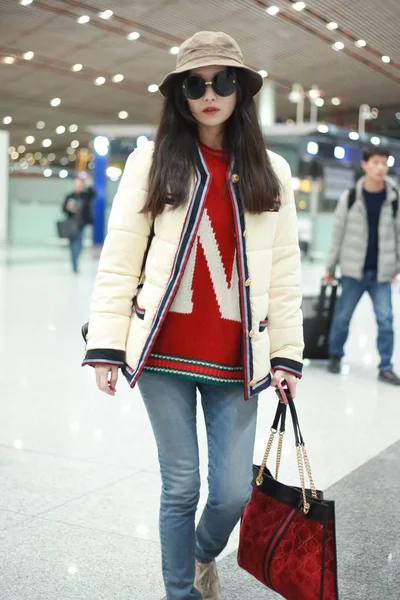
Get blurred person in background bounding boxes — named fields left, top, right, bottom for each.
left=82, top=31, right=303, bottom=600
left=62, top=176, right=94, bottom=273
left=325, top=147, right=400, bottom=385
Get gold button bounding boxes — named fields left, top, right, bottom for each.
left=245, top=278, right=251, bottom=287
left=243, top=229, right=248, bottom=237
left=250, top=379, right=257, bottom=386
left=249, top=329, right=255, bottom=338
left=231, top=173, right=239, bottom=183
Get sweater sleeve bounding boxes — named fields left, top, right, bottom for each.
left=82, top=145, right=154, bottom=367
left=268, top=158, right=304, bottom=378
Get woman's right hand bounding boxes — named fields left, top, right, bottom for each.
left=95, top=364, right=119, bottom=396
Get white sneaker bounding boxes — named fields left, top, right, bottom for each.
left=195, top=559, right=222, bottom=600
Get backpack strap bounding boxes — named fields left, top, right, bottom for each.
left=391, top=188, right=398, bottom=219
left=347, top=188, right=356, bottom=211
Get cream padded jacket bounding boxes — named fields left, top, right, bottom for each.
left=83, top=143, right=304, bottom=399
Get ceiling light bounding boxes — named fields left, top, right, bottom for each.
left=67, top=147, right=74, bottom=155
left=18, top=145, right=26, bottom=153
left=20, top=0, right=33, bottom=4
left=396, top=112, right=400, bottom=120
left=47, top=153, right=56, bottom=161
left=293, top=2, right=306, bottom=11
left=169, top=46, right=180, bottom=55
left=3, top=56, right=15, bottom=65
left=8, top=147, right=16, bottom=154
left=77, top=15, right=90, bottom=24
left=59, top=169, right=68, bottom=179
left=106, top=166, right=122, bottom=181
left=23, top=51, right=34, bottom=60
left=50, top=97, right=61, bottom=107
left=94, top=76, right=106, bottom=85
left=148, top=84, right=159, bottom=93
left=11, top=151, right=19, bottom=160
left=69, top=124, right=78, bottom=133
left=112, top=73, right=124, bottom=83
left=327, top=22, right=338, bottom=30
left=34, top=152, right=42, bottom=159
left=308, top=88, right=320, bottom=99
left=307, top=141, right=319, bottom=155
left=72, top=63, right=83, bottom=72
left=60, top=157, right=68, bottom=165
left=266, top=6, right=280, bottom=15
left=317, top=124, right=329, bottom=133
left=334, top=146, right=345, bottom=160
left=370, top=136, right=381, bottom=145
left=315, top=97, right=324, bottom=107
left=2, top=116, right=12, bottom=125
left=25, top=135, right=35, bottom=144
left=331, top=97, right=341, bottom=106
left=349, top=131, right=359, bottom=140
left=332, top=42, right=344, bottom=51
left=127, top=31, right=140, bottom=41
left=42, top=139, right=52, bottom=147
left=71, top=140, right=79, bottom=148
left=382, top=55, right=391, bottom=63
left=98, top=9, right=113, bottom=19
left=258, top=69, right=268, bottom=78
left=27, top=156, right=35, bottom=165
left=118, top=111, right=129, bottom=119
left=387, top=156, right=395, bottom=168
left=355, top=39, right=366, bottom=48
left=56, top=126, right=66, bottom=134
left=43, top=168, right=52, bottom=177
left=39, top=157, right=48, bottom=166
left=94, top=136, right=109, bottom=157
left=68, top=154, right=76, bottom=161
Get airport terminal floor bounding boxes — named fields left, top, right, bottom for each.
left=1, top=247, right=400, bottom=600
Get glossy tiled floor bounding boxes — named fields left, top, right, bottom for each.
left=1, top=247, right=399, bottom=599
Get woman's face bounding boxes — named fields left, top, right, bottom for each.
left=185, top=66, right=237, bottom=129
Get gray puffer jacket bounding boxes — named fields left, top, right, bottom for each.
left=327, top=177, right=400, bottom=282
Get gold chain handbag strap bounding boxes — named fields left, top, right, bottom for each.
left=256, top=383, right=318, bottom=514
left=256, top=398, right=287, bottom=486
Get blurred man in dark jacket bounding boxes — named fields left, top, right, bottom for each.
left=62, top=178, right=94, bottom=273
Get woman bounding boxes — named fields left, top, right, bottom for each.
left=83, top=31, right=303, bottom=600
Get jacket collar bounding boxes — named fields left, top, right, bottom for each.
left=356, top=176, right=398, bottom=205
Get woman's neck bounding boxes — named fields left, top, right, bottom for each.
left=197, top=125, right=224, bottom=151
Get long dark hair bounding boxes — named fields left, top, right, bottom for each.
left=143, top=68, right=281, bottom=218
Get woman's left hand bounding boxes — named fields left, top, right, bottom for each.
left=271, top=370, right=298, bottom=399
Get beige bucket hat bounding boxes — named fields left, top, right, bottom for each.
left=159, top=31, right=263, bottom=97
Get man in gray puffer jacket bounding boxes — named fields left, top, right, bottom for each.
left=325, top=147, right=400, bottom=385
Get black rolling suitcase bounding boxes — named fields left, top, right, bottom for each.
left=302, top=283, right=338, bottom=360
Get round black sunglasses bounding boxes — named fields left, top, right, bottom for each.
left=182, top=70, right=237, bottom=100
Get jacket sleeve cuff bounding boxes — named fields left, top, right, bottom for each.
left=271, top=357, right=303, bottom=379
left=82, top=349, right=125, bottom=367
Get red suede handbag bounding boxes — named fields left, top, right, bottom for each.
left=238, top=385, right=339, bottom=600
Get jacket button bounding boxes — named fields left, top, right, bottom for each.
left=245, top=278, right=251, bottom=287
left=249, top=329, right=255, bottom=338
left=231, top=174, right=240, bottom=183
left=250, top=379, right=257, bottom=386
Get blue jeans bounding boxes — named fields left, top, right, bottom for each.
left=138, top=372, right=259, bottom=600
left=69, top=230, right=83, bottom=273
left=329, top=270, right=394, bottom=371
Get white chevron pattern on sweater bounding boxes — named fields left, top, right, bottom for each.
left=170, top=209, right=241, bottom=322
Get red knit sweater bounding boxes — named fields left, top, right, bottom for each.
left=144, top=144, right=243, bottom=384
